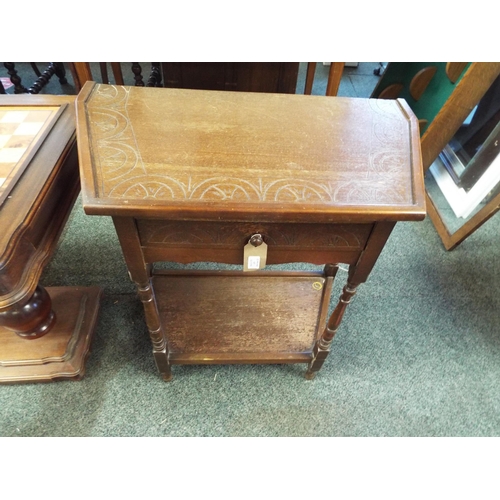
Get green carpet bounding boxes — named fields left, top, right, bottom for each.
left=1, top=196, right=499, bottom=436
left=1, top=62, right=499, bottom=437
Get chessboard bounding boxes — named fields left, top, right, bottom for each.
left=0, top=105, right=60, bottom=206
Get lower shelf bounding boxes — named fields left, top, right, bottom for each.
left=153, top=270, right=332, bottom=365
left=0, top=286, right=102, bottom=384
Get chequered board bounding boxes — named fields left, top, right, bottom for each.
left=0, top=106, right=58, bottom=203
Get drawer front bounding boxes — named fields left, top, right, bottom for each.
left=137, top=220, right=372, bottom=265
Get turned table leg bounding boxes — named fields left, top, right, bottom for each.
left=0, top=285, right=56, bottom=339
left=136, top=279, right=172, bottom=381
left=113, top=216, right=172, bottom=381
left=306, top=222, right=396, bottom=379
left=306, top=281, right=357, bottom=379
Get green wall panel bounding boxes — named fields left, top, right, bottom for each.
left=371, top=62, right=471, bottom=134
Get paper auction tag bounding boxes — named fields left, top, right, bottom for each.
left=243, top=234, right=268, bottom=272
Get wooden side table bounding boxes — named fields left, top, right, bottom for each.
left=0, top=94, right=102, bottom=384
left=76, top=82, right=426, bottom=381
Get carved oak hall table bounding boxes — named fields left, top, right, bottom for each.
left=0, top=94, right=102, bottom=384
left=76, top=82, right=426, bottom=381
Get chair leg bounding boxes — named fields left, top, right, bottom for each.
left=326, top=63, right=345, bottom=96
left=4, top=63, right=27, bottom=94
left=304, top=62, right=316, bottom=94
left=28, top=63, right=58, bottom=94
left=30, top=63, right=42, bottom=77
left=111, top=63, right=124, bottom=85
left=54, top=63, right=68, bottom=85
left=147, top=63, right=162, bottom=87
left=132, top=63, right=144, bottom=86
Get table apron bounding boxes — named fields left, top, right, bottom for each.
left=136, top=219, right=373, bottom=266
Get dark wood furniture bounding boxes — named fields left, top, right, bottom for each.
left=69, top=63, right=299, bottom=94
left=1, top=63, right=68, bottom=95
left=76, top=82, right=425, bottom=381
left=161, top=62, right=299, bottom=93
left=0, top=94, right=102, bottom=384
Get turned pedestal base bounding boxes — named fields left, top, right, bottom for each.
left=0, top=286, right=56, bottom=339
left=0, top=286, right=102, bottom=384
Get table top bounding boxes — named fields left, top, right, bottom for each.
left=0, top=94, right=76, bottom=272
left=0, top=104, right=61, bottom=207
left=76, top=82, right=426, bottom=223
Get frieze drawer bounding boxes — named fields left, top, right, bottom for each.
left=137, top=219, right=373, bottom=265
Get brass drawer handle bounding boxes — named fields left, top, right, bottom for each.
left=249, top=234, right=264, bottom=247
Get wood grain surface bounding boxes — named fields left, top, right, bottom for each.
left=0, top=286, right=102, bottom=384
left=77, top=82, right=425, bottom=223
left=75, top=82, right=427, bottom=380
left=153, top=271, right=328, bottom=363
left=138, top=219, right=372, bottom=265
left=0, top=95, right=79, bottom=308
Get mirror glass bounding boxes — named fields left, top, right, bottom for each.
left=425, top=74, right=500, bottom=233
